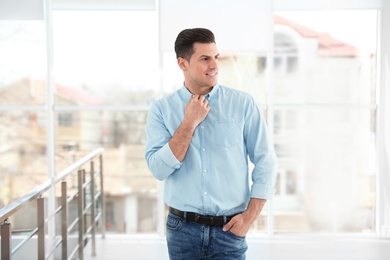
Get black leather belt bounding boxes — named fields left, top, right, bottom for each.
left=169, top=207, right=238, bottom=226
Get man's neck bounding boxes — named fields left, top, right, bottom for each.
left=184, top=83, right=213, bottom=96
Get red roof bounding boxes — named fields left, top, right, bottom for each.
left=56, top=83, right=103, bottom=105
left=274, top=15, right=360, bottom=57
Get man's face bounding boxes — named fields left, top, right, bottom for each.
left=179, top=42, right=219, bottom=94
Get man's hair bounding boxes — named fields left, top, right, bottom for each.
left=174, top=28, right=216, bottom=61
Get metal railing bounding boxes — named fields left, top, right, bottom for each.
left=0, top=148, right=106, bottom=260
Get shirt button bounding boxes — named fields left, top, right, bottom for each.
left=202, top=148, right=205, bottom=152
left=200, top=125, right=204, bottom=129
left=204, top=192, right=207, bottom=195
left=203, top=169, right=207, bottom=173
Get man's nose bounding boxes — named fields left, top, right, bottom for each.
left=209, top=58, right=218, bottom=68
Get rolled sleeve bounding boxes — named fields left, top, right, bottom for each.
left=158, top=143, right=182, bottom=170
left=246, top=98, right=278, bottom=201
left=146, top=143, right=182, bottom=181
left=250, top=183, right=276, bottom=200
left=145, top=100, right=183, bottom=181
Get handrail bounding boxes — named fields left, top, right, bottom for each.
left=0, top=147, right=104, bottom=223
left=0, top=147, right=105, bottom=260
left=0, top=180, right=51, bottom=223
left=56, top=147, right=104, bottom=183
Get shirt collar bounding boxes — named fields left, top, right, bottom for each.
left=180, top=84, right=220, bottom=100
left=208, top=84, right=219, bottom=99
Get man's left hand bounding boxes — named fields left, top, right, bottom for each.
left=222, top=213, right=253, bottom=237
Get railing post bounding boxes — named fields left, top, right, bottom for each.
left=37, top=197, right=45, bottom=260
left=61, top=181, right=68, bottom=260
left=90, top=160, right=96, bottom=256
left=82, top=170, right=87, bottom=235
left=1, top=218, right=11, bottom=260
left=99, top=154, right=106, bottom=238
left=78, top=169, right=85, bottom=260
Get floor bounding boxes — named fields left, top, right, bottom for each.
left=83, top=233, right=390, bottom=260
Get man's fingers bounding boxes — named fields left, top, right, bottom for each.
left=190, top=94, right=207, bottom=101
left=189, top=95, right=209, bottom=107
left=223, top=218, right=235, bottom=232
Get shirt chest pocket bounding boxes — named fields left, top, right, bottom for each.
left=215, top=120, right=242, bottom=147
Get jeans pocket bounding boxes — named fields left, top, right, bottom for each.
left=166, top=212, right=183, bottom=231
left=227, top=230, right=246, bottom=239
left=217, top=229, right=248, bottom=257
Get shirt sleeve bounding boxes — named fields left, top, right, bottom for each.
left=144, top=101, right=182, bottom=181
left=244, top=97, right=278, bottom=200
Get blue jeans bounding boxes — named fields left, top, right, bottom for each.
left=166, top=212, right=247, bottom=260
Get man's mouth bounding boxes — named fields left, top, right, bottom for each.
left=206, top=72, right=217, bottom=76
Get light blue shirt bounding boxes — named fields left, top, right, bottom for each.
left=145, top=84, right=277, bottom=216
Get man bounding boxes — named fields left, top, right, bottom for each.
left=145, top=28, right=277, bottom=259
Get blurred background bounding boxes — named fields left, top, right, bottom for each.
left=1, top=0, right=388, bottom=242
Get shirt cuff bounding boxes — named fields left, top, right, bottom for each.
left=250, top=183, right=276, bottom=200
left=157, top=143, right=182, bottom=170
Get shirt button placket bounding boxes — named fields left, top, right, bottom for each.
left=200, top=123, right=209, bottom=208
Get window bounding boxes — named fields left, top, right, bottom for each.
left=274, top=32, right=298, bottom=75
left=272, top=10, right=377, bottom=233
left=0, top=5, right=379, bottom=237
left=52, top=10, right=160, bottom=233
left=58, top=112, right=73, bottom=126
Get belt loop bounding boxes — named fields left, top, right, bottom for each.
left=223, top=216, right=227, bottom=225
left=183, top=212, right=187, bottom=223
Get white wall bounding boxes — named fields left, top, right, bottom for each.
left=378, top=0, right=390, bottom=238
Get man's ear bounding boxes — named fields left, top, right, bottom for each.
left=177, top=57, right=188, bottom=71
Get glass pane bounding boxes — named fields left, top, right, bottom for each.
left=0, top=111, right=47, bottom=206
left=219, top=53, right=268, bottom=104
left=0, top=21, right=47, bottom=105
left=273, top=10, right=377, bottom=105
left=55, top=111, right=159, bottom=233
left=52, top=11, right=159, bottom=105
left=270, top=9, right=378, bottom=234
left=273, top=108, right=375, bottom=233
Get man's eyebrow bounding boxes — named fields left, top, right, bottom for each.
left=199, top=53, right=220, bottom=58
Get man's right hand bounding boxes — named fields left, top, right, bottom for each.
left=168, top=95, right=211, bottom=162
left=183, top=94, right=211, bottom=127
